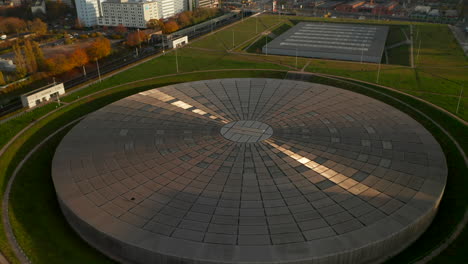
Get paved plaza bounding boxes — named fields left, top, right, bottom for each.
left=52, top=79, right=447, bottom=264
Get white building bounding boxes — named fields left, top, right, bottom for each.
left=20, top=83, right=65, bottom=108
left=158, top=0, right=186, bottom=18
left=31, top=0, right=46, bottom=15
left=169, top=35, right=188, bottom=48
left=98, top=0, right=159, bottom=28
left=75, top=0, right=102, bottom=27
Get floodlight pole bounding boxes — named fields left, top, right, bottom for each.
left=175, top=46, right=179, bottom=73
left=82, top=65, right=87, bottom=77
left=376, top=62, right=381, bottom=83
left=137, top=28, right=141, bottom=50
left=416, top=39, right=421, bottom=66
left=456, top=85, right=464, bottom=114
left=360, top=46, right=364, bottom=64
left=242, top=5, right=244, bottom=21
left=256, top=17, right=258, bottom=34
left=265, top=35, right=268, bottom=56
left=232, top=30, right=234, bottom=48
left=96, top=59, right=102, bottom=82
left=295, top=47, right=298, bottom=68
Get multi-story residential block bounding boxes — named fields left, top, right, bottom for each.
left=187, top=0, right=218, bottom=11
left=158, top=0, right=186, bottom=18
left=75, top=0, right=102, bottom=27
left=98, top=0, right=159, bottom=28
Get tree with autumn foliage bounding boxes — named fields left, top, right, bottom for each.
left=28, top=18, right=48, bottom=35
left=177, top=11, right=192, bottom=28
left=32, top=41, right=46, bottom=71
left=146, top=19, right=161, bottom=31
left=163, top=20, right=179, bottom=34
left=86, top=37, right=111, bottom=61
left=70, top=48, right=89, bottom=67
left=0, top=71, right=5, bottom=86
left=46, top=54, right=75, bottom=75
left=126, top=31, right=148, bottom=47
left=46, top=0, right=70, bottom=21
left=75, top=18, right=84, bottom=29
left=115, top=24, right=127, bottom=34
left=12, top=43, right=26, bottom=77
left=0, top=17, right=27, bottom=34
left=23, top=40, right=38, bottom=73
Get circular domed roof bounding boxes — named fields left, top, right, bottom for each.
left=52, top=78, right=447, bottom=264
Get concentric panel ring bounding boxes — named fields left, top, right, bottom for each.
left=52, top=78, right=447, bottom=264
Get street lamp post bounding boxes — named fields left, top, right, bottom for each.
left=376, top=61, right=381, bottom=83
left=295, top=47, right=298, bottom=68
left=175, top=46, right=179, bottom=73
left=256, top=16, right=258, bottom=34
left=456, top=85, right=464, bottom=114
left=96, top=59, right=102, bottom=82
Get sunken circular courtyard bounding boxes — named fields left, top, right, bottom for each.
left=52, top=78, right=447, bottom=264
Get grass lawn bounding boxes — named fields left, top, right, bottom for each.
left=60, top=53, right=289, bottom=103
left=191, top=15, right=282, bottom=51
left=386, top=45, right=410, bottom=66
left=386, top=25, right=409, bottom=46
left=9, top=126, right=115, bottom=264
left=0, top=103, right=61, bottom=150
left=234, top=15, right=467, bottom=119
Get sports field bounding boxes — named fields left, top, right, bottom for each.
left=190, top=15, right=467, bottom=121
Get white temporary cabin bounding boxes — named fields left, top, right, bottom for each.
left=20, top=82, right=65, bottom=108
left=170, top=36, right=188, bottom=49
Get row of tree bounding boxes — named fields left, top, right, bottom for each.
left=147, top=8, right=222, bottom=34
left=126, top=31, right=149, bottom=47
left=0, top=17, right=47, bottom=35
left=12, top=37, right=111, bottom=78
left=47, top=37, right=111, bottom=75
left=13, top=40, right=45, bottom=77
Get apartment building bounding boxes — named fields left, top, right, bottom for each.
left=98, top=0, right=159, bottom=28
left=188, top=0, right=218, bottom=9
left=75, top=0, right=102, bottom=27
left=158, top=0, right=186, bottom=18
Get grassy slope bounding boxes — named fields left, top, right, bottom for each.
left=0, top=104, right=60, bottom=150
left=9, top=127, right=115, bottom=264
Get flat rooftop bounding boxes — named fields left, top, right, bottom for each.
left=21, top=82, right=62, bottom=97
left=263, top=22, right=389, bottom=63
left=53, top=78, right=446, bottom=264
